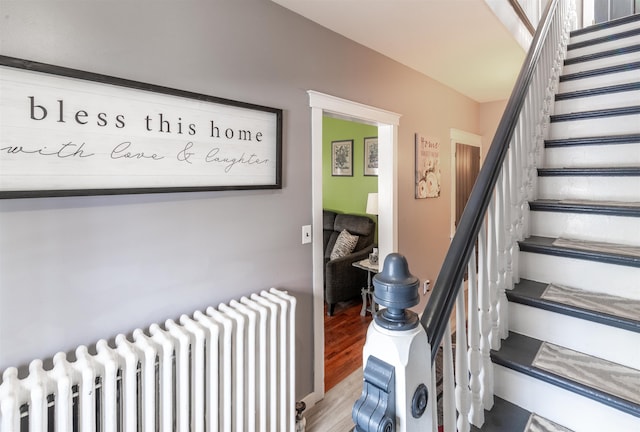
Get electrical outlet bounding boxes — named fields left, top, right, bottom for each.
left=423, top=279, right=431, bottom=295
left=302, top=225, right=312, bottom=244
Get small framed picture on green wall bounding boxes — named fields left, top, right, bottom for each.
left=331, top=140, right=353, bottom=176
left=364, top=137, right=378, bottom=176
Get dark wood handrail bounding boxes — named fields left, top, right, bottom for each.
left=420, top=0, right=559, bottom=361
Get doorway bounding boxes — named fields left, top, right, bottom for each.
left=450, top=129, right=482, bottom=238
left=307, top=91, right=400, bottom=406
left=455, top=143, right=481, bottom=227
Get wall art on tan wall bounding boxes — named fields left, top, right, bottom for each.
left=415, top=133, right=441, bottom=199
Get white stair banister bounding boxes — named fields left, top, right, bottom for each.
left=417, top=1, right=577, bottom=431
left=352, top=253, right=433, bottom=432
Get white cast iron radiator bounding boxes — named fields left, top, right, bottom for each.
left=0, top=288, right=296, bottom=432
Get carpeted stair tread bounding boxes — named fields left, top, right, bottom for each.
left=491, top=333, right=640, bottom=417
left=508, top=279, right=640, bottom=333
left=519, top=236, right=640, bottom=268
left=533, top=342, right=640, bottom=406
left=544, top=133, right=640, bottom=147
left=529, top=199, right=640, bottom=217
left=524, top=414, right=574, bottom=432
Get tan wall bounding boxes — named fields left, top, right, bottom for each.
left=407, top=98, right=508, bottom=311
left=479, top=99, right=509, bottom=159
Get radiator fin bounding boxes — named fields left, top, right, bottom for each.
left=0, top=288, right=296, bottom=432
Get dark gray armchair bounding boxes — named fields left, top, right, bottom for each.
left=323, top=210, right=376, bottom=316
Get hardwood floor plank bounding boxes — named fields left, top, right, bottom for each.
left=324, top=299, right=373, bottom=391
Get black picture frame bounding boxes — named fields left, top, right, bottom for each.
left=331, top=140, right=353, bottom=176
left=363, top=137, right=378, bottom=176
left=0, top=55, right=283, bottom=199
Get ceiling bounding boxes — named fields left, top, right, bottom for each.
left=271, top=0, right=529, bottom=103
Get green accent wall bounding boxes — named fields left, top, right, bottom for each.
left=323, top=116, right=378, bottom=221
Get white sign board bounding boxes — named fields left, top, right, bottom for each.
left=0, top=56, right=282, bottom=198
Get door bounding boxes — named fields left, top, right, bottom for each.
left=455, top=142, right=481, bottom=229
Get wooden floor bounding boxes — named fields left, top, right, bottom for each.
left=306, top=367, right=363, bottom=431
left=324, top=298, right=373, bottom=391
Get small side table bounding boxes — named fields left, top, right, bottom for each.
left=352, top=258, right=380, bottom=316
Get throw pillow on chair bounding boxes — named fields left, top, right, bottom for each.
left=330, top=229, right=359, bottom=260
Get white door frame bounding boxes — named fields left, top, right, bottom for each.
left=449, top=128, right=483, bottom=238
left=306, top=90, right=401, bottom=405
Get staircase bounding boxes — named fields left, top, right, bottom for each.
left=475, top=14, right=640, bottom=432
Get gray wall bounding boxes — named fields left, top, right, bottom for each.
left=0, top=0, right=482, bottom=399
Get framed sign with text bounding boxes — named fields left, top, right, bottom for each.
left=0, top=56, right=282, bottom=198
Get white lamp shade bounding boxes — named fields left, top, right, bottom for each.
left=366, top=192, right=379, bottom=215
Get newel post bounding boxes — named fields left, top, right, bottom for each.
left=352, top=253, right=433, bottom=432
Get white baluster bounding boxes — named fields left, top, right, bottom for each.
left=512, top=122, right=524, bottom=255
left=455, top=285, right=471, bottom=432
left=487, top=195, right=501, bottom=350
left=503, top=145, right=514, bottom=291
left=442, top=323, right=456, bottom=432
left=467, top=246, right=484, bottom=427
left=478, top=222, right=494, bottom=409
left=495, top=169, right=509, bottom=340
left=431, top=361, right=438, bottom=432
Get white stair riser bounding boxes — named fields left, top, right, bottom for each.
left=544, top=143, right=640, bottom=168
left=558, top=69, right=640, bottom=93
left=562, top=50, right=640, bottom=75
left=537, top=175, right=640, bottom=201
left=529, top=211, right=640, bottom=246
left=567, top=34, right=640, bottom=59
left=508, top=302, right=640, bottom=369
left=518, top=251, right=640, bottom=299
left=554, top=89, right=640, bottom=114
left=493, top=364, right=640, bottom=432
left=570, top=21, right=640, bottom=45
left=548, top=113, right=640, bottom=139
